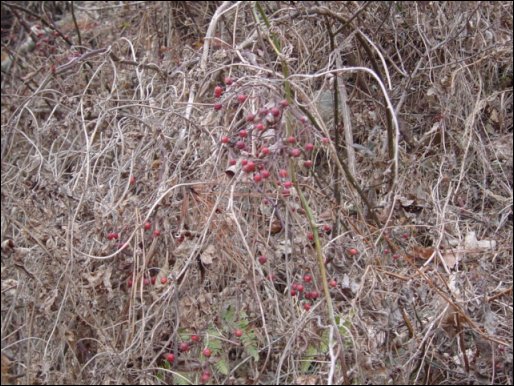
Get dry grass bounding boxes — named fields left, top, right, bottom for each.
left=1, top=2, right=512, bottom=385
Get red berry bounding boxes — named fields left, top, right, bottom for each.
left=151, top=276, right=157, bottom=285
left=200, top=371, right=211, bottom=383
left=214, top=103, right=222, bottom=111
left=296, top=284, right=304, bottom=292
left=165, top=353, right=175, bottom=363
left=261, top=169, right=270, bottom=178
left=260, top=147, right=270, bottom=156
left=160, top=276, right=168, bottom=285
left=243, top=161, right=255, bottom=173
left=329, top=279, right=337, bottom=288
left=283, top=181, right=293, bottom=189
left=107, top=232, right=119, bottom=240
left=179, top=342, right=190, bottom=352
left=129, top=175, right=136, bottom=185
left=307, top=232, right=314, bottom=241
left=224, top=76, right=233, bottom=85
left=214, top=86, right=223, bottom=98
left=303, top=160, right=313, bottom=168
left=127, top=278, right=133, bottom=288
left=255, top=123, right=265, bottom=131
left=191, top=334, right=201, bottom=343
left=271, top=107, right=281, bottom=117
left=392, top=254, right=401, bottom=260
left=239, top=129, right=248, bottom=138
left=202, top=348, right=212, bottom=357
left=323, top=224, right=332, bottom=233
left=321, top=137, right=330, bottom=144
left=253, top=173, right=262, bottom=183
left=287, top=136, right=296, bottom=144
left=282, top=189, right=291, bottom=197
left=241, top=159, right=248, bottom=166
left=279, top=169, right=288, bottom=178
left=246, top=113, right=256, bottom=122
left=309, top=290, right=320, bottom=300
left=153, top=229, right=161, bottom=237
left=144, top=278, right=150, bottom=286
left=235, top=141, right=245, bottom=150
left=237, top=94, right=247, bottom=103
left=229, top=159, right=237, bottom=166
left=303, top=302, right=311, bottom=311
left=279, top=99, right=289, bottom=108
left=290, top=289, right=297, bottom=296
left=305, top=143, right=314, bottom=151
left=348, top=248, right=358, bottom=256
left=258, top=255, right=267, bottom=264
left=144, top=222, right=152, bottom=231
left=303, top=274, right=312, bottom=283
left=290, top=148, right=301, bottom=157
left=221, top=136, right=230, bottom=144
left=234, top=329, right=243, bottom=337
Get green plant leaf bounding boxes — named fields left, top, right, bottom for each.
left=300, top=344, right=318, bottom=373
left=214, top=358, right=230, bottom=376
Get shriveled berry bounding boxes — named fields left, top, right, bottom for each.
left=129, top=175, right=136, bottom=185
left=151, top=276, right=157, bottom=285
left=224, top=76, right=233, bottom=85
left=279, top=99, right=289, bottom=108
left=282, top=189, right=291, bottom=197
left=229, top=159, right=237, bottom=166
left=271, top=107, right=281, bottom=117
left=323, top=224, right=332, bottom=233
left=179, top=342, right=190, bottom=352
left=307, top=232, right=314, bottom=241
left=246, top=113, right=255, bottom=122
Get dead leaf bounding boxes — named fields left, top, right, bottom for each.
left=200, top=244, right=216, bottom=266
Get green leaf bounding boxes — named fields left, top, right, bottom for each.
left=214, top=358, right=230, bottom=376
left=173, top=372, right=192, bottom=385
left=300, top=344, right=318, bottom=373
left=222, top=305, right=236, bottom=325
left=241, top=329, right=259, bottom=362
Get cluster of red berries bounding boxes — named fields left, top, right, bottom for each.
left=127, top=275, right=169, bottom=288
left=216, top=82, right=323, bottom=189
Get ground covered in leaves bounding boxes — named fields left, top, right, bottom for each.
left=1, top=2, right=512, bottom=385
